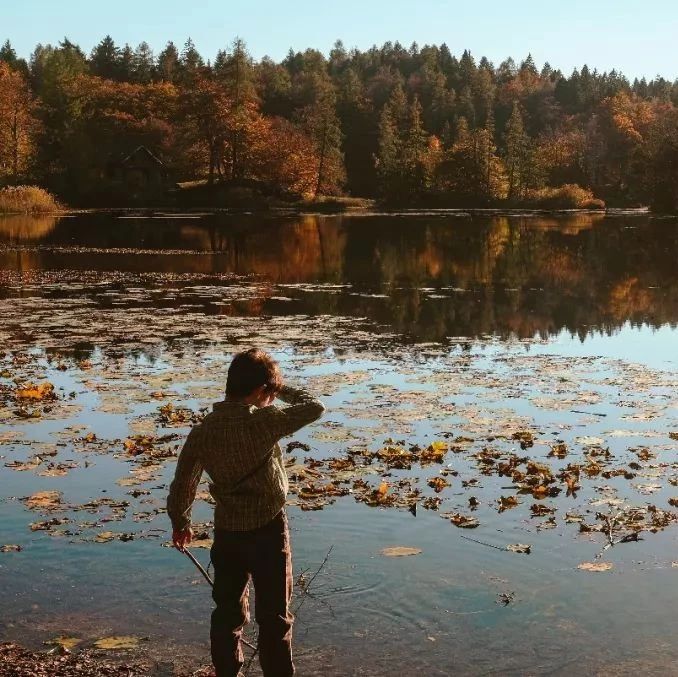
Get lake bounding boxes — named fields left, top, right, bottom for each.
left=1, top=210, right=678, bottom=676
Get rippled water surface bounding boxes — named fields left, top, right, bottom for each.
left=1, top=211, right=678, bottom=676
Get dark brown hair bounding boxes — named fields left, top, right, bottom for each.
left=226, top=348, right=283, bottom=398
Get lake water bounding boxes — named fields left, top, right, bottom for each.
left=1, top=210, right=678, bottom=676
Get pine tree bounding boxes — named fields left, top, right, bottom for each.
left=133, top=42, right=154, bottom=83
left=377, top=89, right=404, bottom=200
left=403, top=96, right=430, bottom=195
left=90, top=36, right=120, bottom=79
left=301, top=78, right=345, bottom=197
left=118, top=44, right=135, bottom=82
left=215, top=39, right=258, bottom=181
left=157, top=42, right=180, bottom=83
left=179, top=38, right=204, bottom=81
left=0, top=40, right=27, bottom=73
left=505, top=102, right=530, bottom=200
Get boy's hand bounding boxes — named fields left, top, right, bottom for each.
left=172, top=527, right=193, bottom=551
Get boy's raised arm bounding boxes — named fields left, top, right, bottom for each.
left=167, top=426, right=205, bottom=533
left=263, top=385, right=325, bottom=440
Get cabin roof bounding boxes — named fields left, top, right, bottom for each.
left=118, top=145, right=165, bottom=167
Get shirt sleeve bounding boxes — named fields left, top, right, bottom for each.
left=261, top=385, right=325, bottom=441
left=167, top=426, right=205, bottom=532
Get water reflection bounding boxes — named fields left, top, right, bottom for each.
left=0, top=213, right=58, bottom=240
left=1, top=212, right=677, bottom=341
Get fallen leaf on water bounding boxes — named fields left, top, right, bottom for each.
left=446, top=513, right=479, bottom=529
left=16, top=382, right=55, bottom=401
left=506, top=543, right=531, bottom=554
left=0, top=544, right=21, bottom=552
left=576, top=436, right=605, bottom=446
left=578, top=562, right=613, bottom=572
left=45, top=637, right=81, bottom=650
left=498, top=495, right=520, bottom=513
left=23, top=490, right=62, bottom=511
left=380, top=546, right=422, bottom=557
left=427, top=476, right=451, bottom=493
left=93, top=636, right=140, bottom=650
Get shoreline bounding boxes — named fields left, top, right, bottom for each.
left=0, top=205, right=654, bottom=219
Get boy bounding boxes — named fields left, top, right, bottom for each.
left=167, top=348, right=325, bottom=677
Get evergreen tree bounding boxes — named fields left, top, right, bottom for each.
left=505, top=102, right=532, bottom=200
left=133, top=42, right=154, bottom=83
left=301, top=78, right=345, bottom=196
left=90, top=35, right=119, bottom=79
left=157, top=42, right=180, bottom=83
left=179, top=38, right=204, bottom=81
left=118, top=44, right=135, bottom=81
left=216, top=38, right=257, bottom=104
left=0, top=40, right=28, bottom=73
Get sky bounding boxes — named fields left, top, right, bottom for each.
left=3, top=0, right=678, bottom=80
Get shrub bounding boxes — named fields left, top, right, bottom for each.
left=0, top=185, right=62, bottom=214
left=525, top=184, right=605, bottom=210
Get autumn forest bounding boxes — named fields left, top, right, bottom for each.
left=1, top=36, right=678, bottom=209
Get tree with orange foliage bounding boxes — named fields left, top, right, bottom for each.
left=0, top=62, right=42, bottom=183
left=253, top=117, right=319, bottom=196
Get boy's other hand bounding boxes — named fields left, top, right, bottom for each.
left=172, top=527, right=193, bottom=551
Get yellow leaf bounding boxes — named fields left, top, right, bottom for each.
left=93, top=636, right=140, bottom=650
left=380, top=546, right=422, bottom=557
left=578, top=562, right=613, bottom=572
left=46, top=636, right=81, bottom=650
left=23, top=490, right=62, bottom=510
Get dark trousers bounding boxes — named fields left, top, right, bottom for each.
left=210, top=510, right=294, bottom=677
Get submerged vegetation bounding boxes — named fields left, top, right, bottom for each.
left=1, top=36, right=678, bottom=208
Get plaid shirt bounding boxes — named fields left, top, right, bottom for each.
left=167, top=386, right=325, bottom=532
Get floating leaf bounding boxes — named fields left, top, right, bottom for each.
left=427, top=476, right=451, bottom=493
left=23, top=490, right=62, bottom=511
left=16, top=382, right=55, bottom=401
left=93, top=636, right=140, bottom=650
left=447, top=513, right=479, bottom=529
left=498, top=495, right=520, bottom=513
left=45, top=636, right=81, bottom=650
left=0, top=544, right=21, bottom=552
left=506, top=543, right=531, bottom=554
left=380, top=546, right=422, bottom=557
left=578, top=562, right=613, bottom=572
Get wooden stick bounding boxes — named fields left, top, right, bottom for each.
left=460, top=534, right=508, bottom=551
left=182, top=547, right=214, bottom=587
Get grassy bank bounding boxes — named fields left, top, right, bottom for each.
left=0, top=186, right=62, bottom=214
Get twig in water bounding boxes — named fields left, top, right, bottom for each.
left=293, top=545, right=334, bottom=616
left=460, top=535, right=509, bottom=552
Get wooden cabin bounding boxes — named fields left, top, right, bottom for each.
left=106, top=146, right=169, bottom=198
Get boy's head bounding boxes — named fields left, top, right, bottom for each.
left=226, top=348, right=282, bottom=406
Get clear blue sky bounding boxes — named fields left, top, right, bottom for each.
left=4, top=0, right=678, bottom=80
